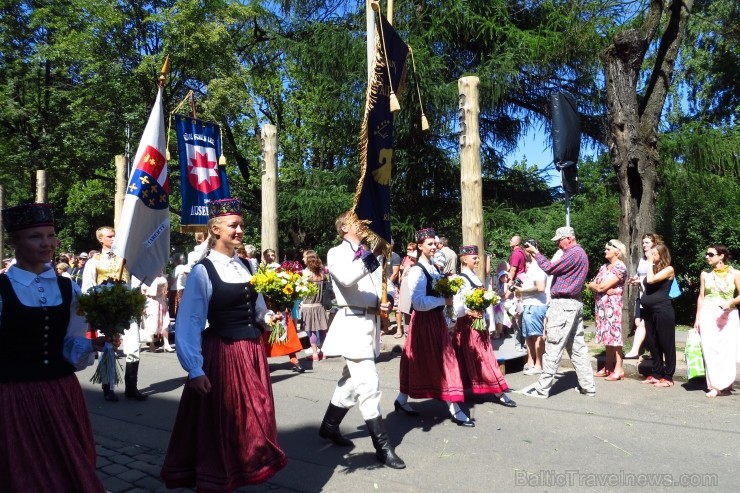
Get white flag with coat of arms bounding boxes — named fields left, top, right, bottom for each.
left=113, top=86, right=170, bottom=284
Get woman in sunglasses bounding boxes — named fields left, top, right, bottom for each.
left=587, top=239, right=628, bottom=380
left=695, top=245, right=740, bottom=397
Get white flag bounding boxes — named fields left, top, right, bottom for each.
left=113, top=86, right=170, bottom=284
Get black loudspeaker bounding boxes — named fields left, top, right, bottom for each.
left=551, top=92, right=581, bottom=194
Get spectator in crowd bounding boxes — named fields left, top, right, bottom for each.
left=70, top=252, right=88, bottom=287
left=640, top=244, right=676, bottom=387
left=300, top=250, right=330, bottom=361
left=694, top=245, right=739, bottom=397
left=438, top=236, right=458, bottom=274
left=56, top=262, right=72, bottom=278
left=521, top=227, right=595, bottom=399
left=244, top=244, right=259, bottom=274
left=514, top=239, right=547, bottom=375
left=625, top=233, right=663, bottom=359
left=587, top=239, right=628, bottom=381
left=395, top=244, right=418, bottom=338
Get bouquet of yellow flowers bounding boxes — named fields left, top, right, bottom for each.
left=432, top=275, right=465, bottom=298
left=464, top=288, right=499, bottom=332
left=433, top=275, right=465, bottom=319
left=251, top=261, right=317, bottom=345
left=77, top=279, right=147, bottom=384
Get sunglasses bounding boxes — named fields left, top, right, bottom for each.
left=705, top=252, right=717, bottom=258
left=607, top=241, right=618, bottom=249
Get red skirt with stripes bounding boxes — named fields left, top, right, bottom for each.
left=0, top=374, right=104, bottom=493
left=399, top=310, right=465, bottom=402
left=453, top=315, right=509, bottom=394
left=161, top=335, right=287, bottom=492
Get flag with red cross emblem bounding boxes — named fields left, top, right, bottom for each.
left=174, top=114, right=230, bottom=227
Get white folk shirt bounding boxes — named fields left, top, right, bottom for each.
left=0, top=265, right=94, bottom=369
left=174, top=249, right=274, bottom=380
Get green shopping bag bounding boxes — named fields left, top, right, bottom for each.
left=684, top=329, right=706, bottom=379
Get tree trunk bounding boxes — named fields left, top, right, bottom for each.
left=601, top=0, right=694, bottom=343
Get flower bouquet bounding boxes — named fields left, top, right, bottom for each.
left=251, top=261, right=317, bottom=345
left=433, top=274, right=465, bottom=320
left=464, top=288, right=499, bottom=332
left=76, top=279, right=146, bottom=385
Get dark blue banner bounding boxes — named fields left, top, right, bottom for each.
left=353, top=14, right=409, bottom=245
left=175, top=114, right=230, bottom=226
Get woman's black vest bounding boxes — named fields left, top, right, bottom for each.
left=0, top=274, right=76, bottom=382
left=200, top=259, right=263, bottom=340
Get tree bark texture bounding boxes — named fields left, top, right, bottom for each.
left=601, top=0, right=694, bottom=341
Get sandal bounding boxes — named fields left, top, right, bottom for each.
left=605, top=372, right=624, bottom=381
left=594, top=368, right=611, bottom=377
left=394, top=332, right=404, bottom=338
left=641, top=376, right=659, bottom=384
left=653, top=378, right=674, bottom=387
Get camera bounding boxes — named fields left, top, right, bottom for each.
left=524, top=239, right=538, bottom=249
left=508, top=277, right=523, bottom=292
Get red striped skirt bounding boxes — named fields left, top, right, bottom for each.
left=399, top=310, right=465, bottom=402
left=453, top=315, right=509, bottom=394
left=161, top=335, right=287, bottom=492
left=0, top=374, right=104, bottom=493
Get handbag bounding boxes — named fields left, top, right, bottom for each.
left=668, top=278, right=682, bottom=299
left=684, top=328, right=706, bottom=379
left=321, top=277, right=335, bottom=310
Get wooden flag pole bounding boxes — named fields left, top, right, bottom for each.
left=458, top=76, right=486, bottom=282
left=261, top=125, right=279, bottom=260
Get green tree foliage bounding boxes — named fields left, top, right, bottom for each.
left=0, top=0, right=736, bottom=305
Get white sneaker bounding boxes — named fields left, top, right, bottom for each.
left=575, top=386, right=596, bottom=397
left=523, top=367, right=543, bottom=375
left=521, top=387, right=548, bottom=399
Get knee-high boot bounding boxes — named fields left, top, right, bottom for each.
left=124, top=361, right=148, bottom=400
left=102, top=383, right=119, bottom=402
left=318, top=403, right=354, bottom=447
left=365, top=416, right=406, bottom=469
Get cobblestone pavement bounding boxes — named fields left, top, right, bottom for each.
left=94, top=435, right=172, bottom=493
left=95, top=435, right=299, bottom=493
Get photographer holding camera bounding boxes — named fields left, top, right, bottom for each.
left=512, top=240, right=548, bottom=376
left=520, top=227, right=595, bottom=399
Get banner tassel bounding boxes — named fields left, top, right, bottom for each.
left=409, top=46, right=429, bottom=131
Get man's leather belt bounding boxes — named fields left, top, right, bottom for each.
left=338, top=305, right=380, bottom=316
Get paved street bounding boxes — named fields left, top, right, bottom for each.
left=78, top=332, right=740, bottom=493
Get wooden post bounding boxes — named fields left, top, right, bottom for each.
left=114, top=155, right=127, bottom=228
left=261, top=125, right=278, bottom=259
left=458, top=76, right=485, bottom=281
left=35, top=170, right=47, bottom=203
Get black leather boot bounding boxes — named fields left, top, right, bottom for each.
left=318, top=403, right=354, bottom=447
left=365, top=416, right=406, bottom=469
left=102, top=383, right=118, bottom=402
left=124, top=361, right=148, bottom=400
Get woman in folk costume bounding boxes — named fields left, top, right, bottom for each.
left=161, top=198, right=287, bottom=492
left=0, top=203, right=106, bottom=493
left=394, top=228, right=474, bottom=427
left=695, top=245, right=740, bottom=398
left=452, top=245, right=516, bottom=407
